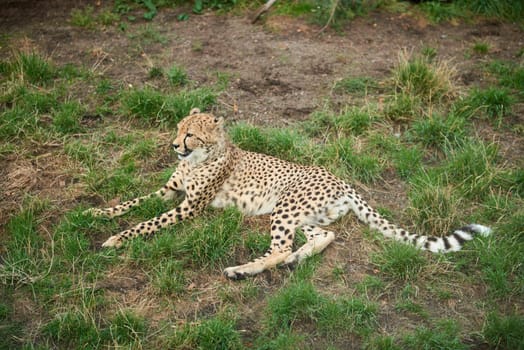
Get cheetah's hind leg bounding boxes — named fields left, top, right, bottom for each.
left=283, top=225, right=335, bottom=268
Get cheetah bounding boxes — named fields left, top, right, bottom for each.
left=86, top=108, right=491, bottom=279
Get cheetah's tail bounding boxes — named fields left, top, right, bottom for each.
left=345, top=187, right=491, bottom=253
left=414, top=224, right=492, bottom=253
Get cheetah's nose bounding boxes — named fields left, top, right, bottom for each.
left=172, top=143, right=180, bottom=150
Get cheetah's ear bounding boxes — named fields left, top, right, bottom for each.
left=214, top=116, right=224, bottom=126
left=190, top=108, right=201, bottom=115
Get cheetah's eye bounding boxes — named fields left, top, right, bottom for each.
left=186, top=133, right=193, bottom=137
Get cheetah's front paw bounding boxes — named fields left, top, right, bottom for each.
left=102, top=235, right=124, bottom=248
left=223, top=262, right=264, bottom=280
left=223, top=267, right=248, bottom=280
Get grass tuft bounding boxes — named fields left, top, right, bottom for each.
left=443, top=139, right=499, bottom=200
left=488, top=60, right=524, bottom=94
left=401, top=319, right=467, bottom=350
left=323, top=138, right=384, bottom=183
left=420, top=1, right=462, bottom=23
left=52, top=101, right=85, bottom=134
left=254, top=330, right=306, bottom=350
left=168, top=315, right=242, bottom=350
left=474, top=212, right=523, bottom=298
left=230, top=123, right=314, bottom=163
left=472, top=41, right=490, bottom=55
left=266, top=280, right=377, bottom=337
left=167, top=64, right=188, bottom=86
left=129, top=207, right=243, bottom=269
left=454, top=87, right=514, bottom=127
left=70, top=6, right=95, bottom=28
left=152, top=259, right=186, bottom=296
left=469, top=88, right=513, bottom=124
left=372, top=241, right=427, bottom=281
left=306, top=107, right=376, bottom=136
left=266, top=281, right=320, bottom=331
left=335, top=76, right=379, bottom=95
left=408, top=171, right=462, bottom=235
left=392, top=51, right=456, bottom=103
left=43, top=310, right=102, bottom=348
left=175, top=208, right=243, bottom=268
left=120, top=86, right=216, bottom=125
left=408, top=113, right=468, bottom=150
left=392, top=144, right=424, bottom=179
left=384, top=93, right=420, bottom=122
left=12, top=52, right=56, bottom=85
left=483, top=313, right=524, bottom=349
left=105, top=309, right=148, bottom=345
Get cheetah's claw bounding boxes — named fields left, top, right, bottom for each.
left=223, top=267, right=247, bottom=280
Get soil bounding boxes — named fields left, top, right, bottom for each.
left=1, top=0, right=523, bottom=347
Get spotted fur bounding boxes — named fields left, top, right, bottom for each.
left=86, top=109, right=491, bottom=279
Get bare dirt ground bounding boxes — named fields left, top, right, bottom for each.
left=3, top=0, right=523, bottom=124
left=1, top=0, right=523, bottom=348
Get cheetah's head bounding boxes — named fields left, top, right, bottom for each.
left=172, top=108, right=225, bottom=163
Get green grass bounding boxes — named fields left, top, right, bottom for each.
left=401, top=319, right=467, bottom=350
left=483, top=313, right=524, bottom=349
left=408, top=171, right=463, bottom=235
left=356, top=275, right=386, bottom=296
left=44, top=307, right=149, bottom=348
left=131, top=24, right=168, bottom=45
left=323, top=138, right=384, bottom=183
left=372, top=241, right=427, bottom=281
left=474, top=212, right=523, bottom=298
left=472, top=41, right=490, bottom=55
left=364, top=335, right=401, bottom=350
left=443, top=139, right=500, bottom=199
left=392, top=53, right=456, bottom=103
left=230, top=123, right=315, bottom=164
left=307, top=107, right=377, bottom=136
left=70, top=6, right=96, bottom=28
left=167, top=314, right=242, bottom=350
left=488, top=61, right=524, bottom=94
left=391, top=144, right=424, bottom=180
left=394, top=299, right=428, bottom=318
left=106, top=309, right=148, bottom=345
left=384, top=93, right=421, bottom=122
left=1, top=209, right=44, bottom=286
left=265, top=280, right=377, bottom=337
left=174, top=208, right=243, bottom=268
left=167, top=64, right=189, bottom=86
left=418, top=0, right=524, bottom=23
left=408, top=113, right=468, bottom=150
left=254, top=330, right=306, bottom=350
left=148, top=66, right=164, bottom=79
left=244, top=229, right=271, bottom=260
left=335, top=76, right=379, bottom=95
left=420, top=1, right=463, bottom=23
left=8, top=52, right=56, bottom=85
left=43, top=309, right=103, bottom=348
left=454, top=87, right=514, bottom=127
left=456, top=87, right=514, bottom=126
left=127, top=207, right=243, bottom=269
left=458, top=0, right=524, bottom=22
left=52, top=100, right=85, bottom=134
left=120, top=86, right=216, bottom=125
